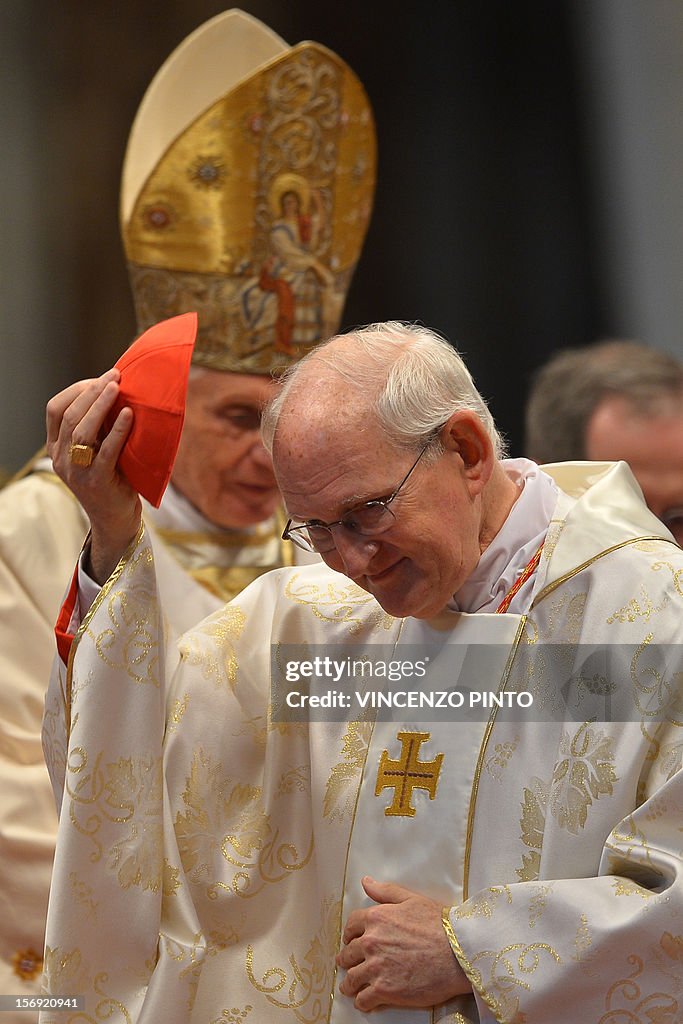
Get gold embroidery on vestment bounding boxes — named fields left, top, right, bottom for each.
left=550, top=722, right=617, bottom=833
left=530, top=535, right=671, bottom=609
left=375, top=731, right=443, bottom=817
left=175, top=749, right=313, bottom=902
left=484, top=739, right=518, bottom=781
left=600, top=953, right=679, bottom=1024
left=572, top=912, right=593, bottom=962
left=652, top=557, right=683, bottom=597
left=463, top=616, right=526, bottom=900
left=528, top=884, right=552, bottom=929
left=69, top=870, right=98, bottom=920
left=442, top=920, right=562, bottom=1024
left=517, top=776, right=548, bottom=882
left=64, top=746, right=166, bottom=894
left=324, top=720, right=372, bottom=821
left=211, top=1006, right=253, bottom=1024
left=607, top=583, right=670, bottom=624
left=178, top=605, right=246, bottom=692
left=65, top=522, right=147, bottom=736
left=284, top=573, right=395, bottom=634
left=245, top=898, right=340, bottom=1020
left=612, top=877, right=654, bottom=898
left=453, top=886, right=512, bottom=920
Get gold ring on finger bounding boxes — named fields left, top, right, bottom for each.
left=68, top=442, right=96, bottom=468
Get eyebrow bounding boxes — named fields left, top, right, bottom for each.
left=288, top=486, right=395, bottom=524
left=339, top=487, right=394, bottom=513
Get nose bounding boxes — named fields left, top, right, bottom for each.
left=248, top=437, right=274, bottom=470
left=324, top=527, right=379, bottom=580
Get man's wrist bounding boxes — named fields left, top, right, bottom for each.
left=88, top=518, right=141, bottom=584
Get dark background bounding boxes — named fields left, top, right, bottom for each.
left=3, top=0, right=682, bottom=470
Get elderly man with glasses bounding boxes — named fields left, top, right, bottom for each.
left=42, top=321, right=683, bottom=1024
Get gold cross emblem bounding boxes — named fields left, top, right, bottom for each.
left=375, top=731, right=444, bottom=817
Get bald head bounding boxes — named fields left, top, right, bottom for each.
left=266, top=323, right=518, bottom=619
left=262, top=320, right=504, bottom=463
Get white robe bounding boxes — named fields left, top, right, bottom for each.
left=0, top=460, right=293, bottom=1024
left=41, top=463, right=683, bottom=1023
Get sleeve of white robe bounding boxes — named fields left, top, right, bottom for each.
left=0, top=470, right=88, bottom=1022
left=445, top=759, right=683, bottom=1023
left=40, top=527, right=172, bottom=1023
left=443, top=640, right=683, bottom=1023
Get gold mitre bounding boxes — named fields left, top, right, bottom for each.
left=120, top=8, right=377, bottom=375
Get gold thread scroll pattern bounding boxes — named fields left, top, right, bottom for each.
left=599, top=953, right=680, bottom=1023
left=174, top=749, right=313, bottom=902
left=246, top=897, right=341, bottom=1023
left=177, top=605, right=246, bottom=693
left=65, top=747, right=174, bottom=894
left=43, top=947, right=138, bottom=1024
left=466, top=942, right=562, bottom=1023
left=89, top=546, right=160, bottom=686
left=631, top=632, right=683, bottom=724
left=606, top=583, right=669, bottom=625
left=284, top=573, right=395, bottom=635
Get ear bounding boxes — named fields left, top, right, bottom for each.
left=440, top=411, right=495, bottom=495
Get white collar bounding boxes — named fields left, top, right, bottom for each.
left=449, top=458, right=558, bottom=615
left=143, top=482, right=276, bottom=539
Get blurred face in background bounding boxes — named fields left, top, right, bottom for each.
left=172, top=368, right=280, bottom=529
left=585, top=394, right=683, bottom=544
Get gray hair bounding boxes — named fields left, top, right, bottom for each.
left=262, top=320, right=506, bottom=457
left=524, top=339, right=683, bottom=463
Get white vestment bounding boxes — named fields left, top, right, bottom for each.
left=0, top=460, right=292, bottom=1023
left=41, top=463, right=683, bottom=1023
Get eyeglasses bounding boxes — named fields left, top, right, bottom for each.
left=282, top=443, right=432, bottom=553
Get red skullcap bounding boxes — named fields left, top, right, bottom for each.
left=104, top=312, right=197, bottom=507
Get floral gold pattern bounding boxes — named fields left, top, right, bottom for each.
left=607, top=583, right=670, bottom=624
left=174, top=749, right=313, bottom=902
left=64, top=746, right=166, bottom=894
left=211, top=1007, right=252, bottom=1024
left=517, top=777, right=548, bottom=882
left=245, top=897, right=340, bottom=1020
left=484, top=739, right=518, bottom=781
left=178, top=605, right=246, bottom=692
left=600, top=954, right=680, bottom=1024
left=572, top=913, right=592, bottom=962
left=612, top=877, right=655, bottom=898
left=550, top=723, right=617, bottom=833
left=454, top=886, right=513, bottom=920
left=284, top=573, right=395, bottom=635
left=324, top=720, right=372, bottom=821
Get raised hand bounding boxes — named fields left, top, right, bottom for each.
left=46, top=368, right=141, bottom=583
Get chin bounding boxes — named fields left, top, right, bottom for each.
left=378, top=575, right=458, bottom=619
left=220, top=502, right=280, bottom=530
left=366, top=586, right=433, bottom=620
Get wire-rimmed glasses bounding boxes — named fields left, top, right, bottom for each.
left=282, top=442, right=432, bottom=553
